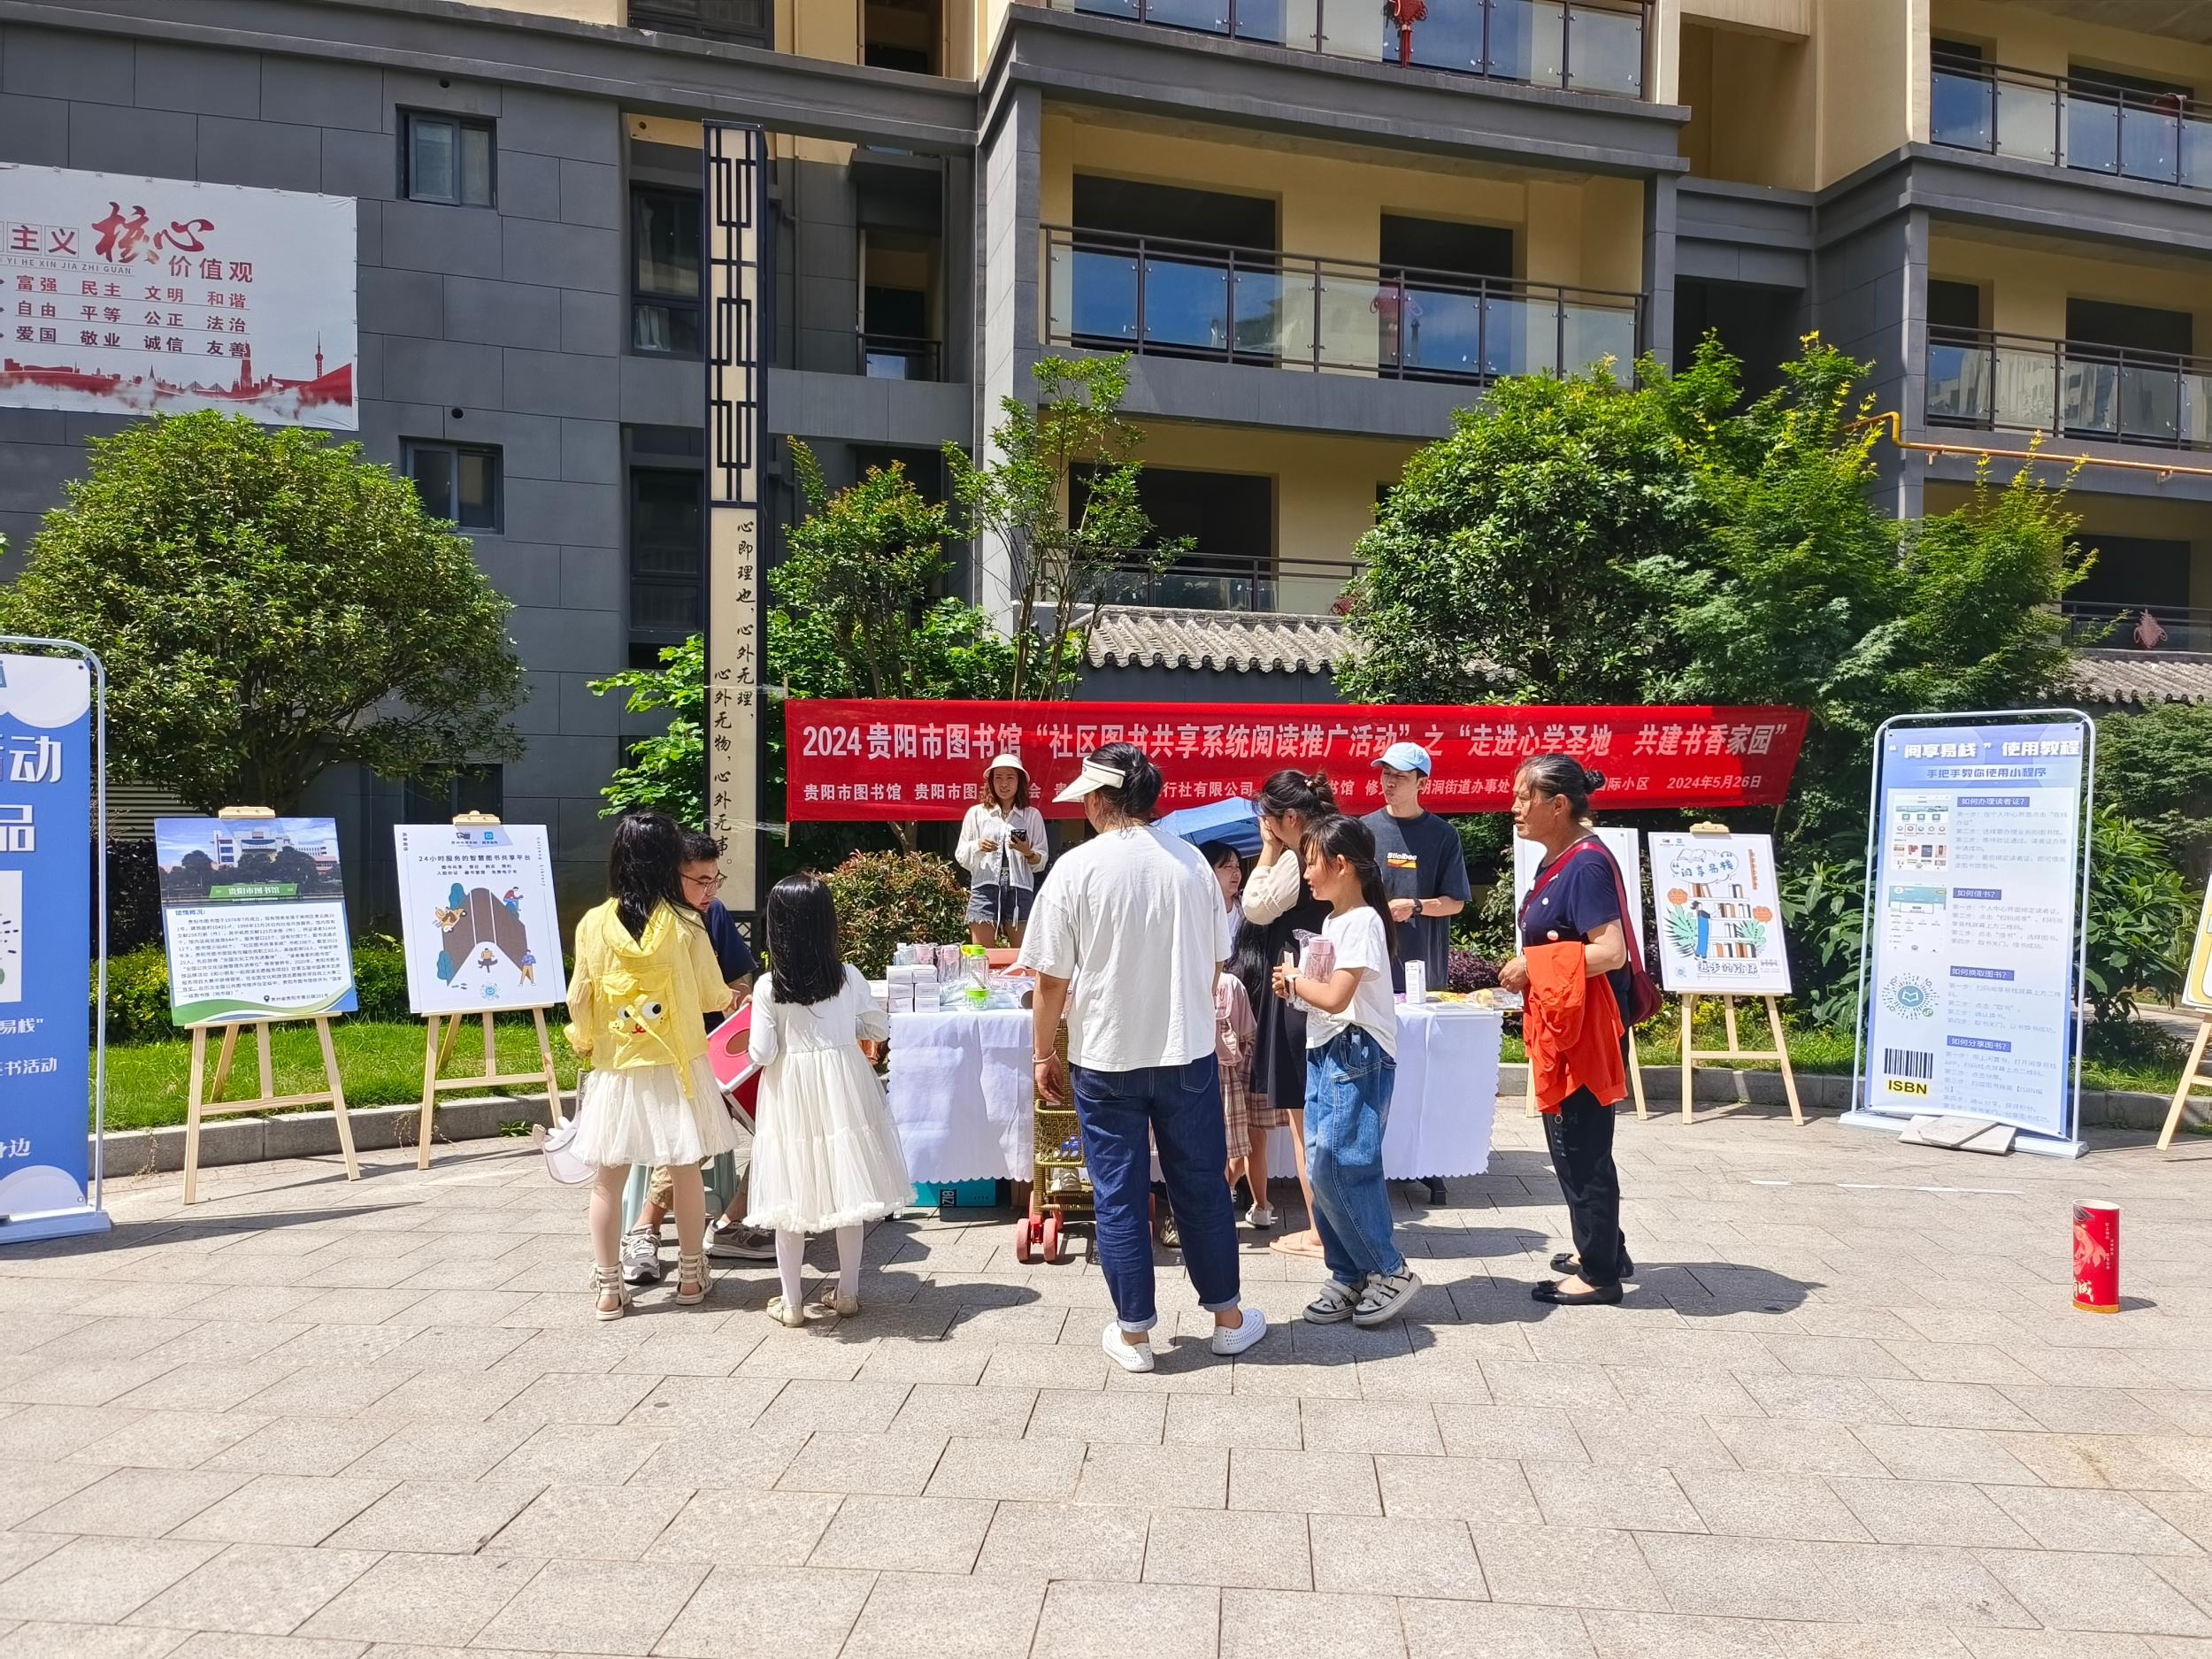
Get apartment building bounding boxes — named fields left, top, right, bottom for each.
left=0, top=0, right=2203, bottom=908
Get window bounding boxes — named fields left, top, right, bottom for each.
left=628, top=0, right=771, bottom=47
left=403, top=765, right=504, bottom=826
left=403, top=441, right=502, bottom=532
left=404, top=112, right=495, bottom=207
left=632, top=187, right=703, bottom=356
left=629, top=466, right=704, bottom=649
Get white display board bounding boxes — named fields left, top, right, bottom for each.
left=0, top=165, right=357, bottom=429
left=2185, top=872, right=2212, bottom=1014
left=156, top=817, right=357, bottom=1025
left=1513, top=828, right=1645, bottom=941
left=1647, top=832, right=1793, bottom=995
left=1855, top=718, right=2090, bottom=1146
left=394, top=823, right=563, bottom=1015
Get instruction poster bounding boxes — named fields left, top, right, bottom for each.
left=0, top=651, right=96, bottom=1229
left=1861, top=719, right=2088, bottom=1139
left=394, top=822, right=562, bottom=1015
left=156, top=816, right=357, bottom=1025
left=2186, top=872, right=2212, bottom=1014
left=1647, top=832, right=1793, bottom=995
left=1514, top=828, right=1646, bottom=941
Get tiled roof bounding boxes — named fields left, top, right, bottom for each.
left=2071, top=650, right=2212, bottom=708
left=1085, top=606, right=1351, bottom=675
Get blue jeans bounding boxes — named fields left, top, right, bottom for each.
left=1304, top=1028, right=1406, bottom=1286
left=1071, top=1052, right=1242, bottom=1333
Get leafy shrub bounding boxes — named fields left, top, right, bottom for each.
left=822, top=851, right=972, bottom=979
left=103, top=945, right=173, bottom=1043
left=1778, top=857, right=1867, bottom=1032
left=104, top=840, right=162, bottom=953
left=2097, top=703, right=2212, bottom=884
left=1446, top=949, right=1502, bottom=994
left=2084, top=808, right=2189, bottom=1025
left=349, top=933, right=411, bottom=1022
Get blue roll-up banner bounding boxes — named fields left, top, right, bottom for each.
left=0, top=642, right=110, bottom=1242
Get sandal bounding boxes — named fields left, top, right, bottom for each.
left=1303, top=1279, right=1363, bottom=1325
left=1270, top=1230, right=1327, bottom=1258
left=766, top=1294, right=810, bottom=1328
left=673, top=1250, right=712, bottom=1306
left=809, top=1292, right=861, bottom=1319
left=588, top=1263, right=631, bottom=1322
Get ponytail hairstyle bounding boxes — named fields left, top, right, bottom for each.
left=1302, top=813, right=1397, bottom=963
left=1255, top=766, right=1337, bottom=828
left=1087, top=741, right=1164, bottom=822
left=606, top=809, right=688, bottom=942
left=1515, top=754, right=1607, bottom=825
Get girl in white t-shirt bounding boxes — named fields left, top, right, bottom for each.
left=1271, top=815, right=1421, bottom=1329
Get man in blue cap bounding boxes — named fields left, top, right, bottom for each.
left=1363, top=741, right=1470, bottom=1206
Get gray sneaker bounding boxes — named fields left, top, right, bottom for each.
left=619, top=1229, right=664, bottom=1286
left=706, top=1223, right=776, bottom=1262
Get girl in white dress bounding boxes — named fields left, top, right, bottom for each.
left=745, top=872, right=912, bottom=1325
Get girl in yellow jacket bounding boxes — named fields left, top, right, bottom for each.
left=566, top=810, right=745, bottom=1317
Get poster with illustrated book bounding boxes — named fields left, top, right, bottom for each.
left=394, top=822, right=562, bottom=1015
left=1647, top=832, right=1793, bottom=995
left=2185, top=872, right=2212, bottom=1014
left=156, top=817, right=358, bottom=1024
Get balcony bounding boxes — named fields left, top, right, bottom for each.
left=1040, top=0, right=1647, bottom=98
left=1925, top=326, right=2212, bottom=452
left=859, top=332, right=941, bottom=380
left=2065, top=601, right=2212, bottom=653
left=1931, top=57, right=2212, bottom=190
left=1044, top=227, right=1640, bottom=385
left=628, top=0, right=772, bottom=48
left=1100, top=552, right=1361, bottom=613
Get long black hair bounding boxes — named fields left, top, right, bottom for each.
left=1087, top=741, right=1164, bottom=821
left=1517, top=753, right=1607, bottom=822
left=1255, top=767, right=1337, bottom=826
left=764, top=872, right=845, bottom=1008
left=1302, top=813, right=1397, bottom=962
left=607, top=810, right=688, bottom=942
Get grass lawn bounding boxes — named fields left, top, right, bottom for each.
left=102, top=1018, right=580, bottom=1133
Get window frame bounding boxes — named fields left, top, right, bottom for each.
left=402, top=110, right=497, bottom=209
left=626, top=461, right=708, bottom=654
left=402, top=439, right=504, bottom=534
left=630, top=183, right=705, bottom=359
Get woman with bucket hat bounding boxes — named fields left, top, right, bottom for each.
left=956, top=752, right=1050, bottom=949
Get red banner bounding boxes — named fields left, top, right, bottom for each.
left=785, top=701, right=1809, bottom=821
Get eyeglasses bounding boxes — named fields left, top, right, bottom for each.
left=682, top=871, right=725, bottom=891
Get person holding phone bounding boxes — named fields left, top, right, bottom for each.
left=956, top=753, right=1049, bottom=949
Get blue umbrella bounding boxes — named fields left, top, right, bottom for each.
left=1153, top=796, right=1261, bottom=857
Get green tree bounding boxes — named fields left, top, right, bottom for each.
left=947, top=354, right=1183, bottom=701
left=589, top=634, right=706, bottom=827
left=0, top=411, right=522, bottom=812
left=2096, top=702, right=2212, bottom=884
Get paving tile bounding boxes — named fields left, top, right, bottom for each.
left=1310, top=1512, right=1485, bottom=1600
left=201, top=1418, right=397, bottom=1479
left=1740, top=1373, right=1904, bottom=1425
left=882, top=1382, right=1037, bottom=1440
left=1632, top=1532, right=1856, bottom=1621
left=1581, top=1610, right=1792, bottom=1658
left=1711, top=1418, right=1889, bottom=1478
left=1867, top=1379, right=2039, bottom=1432
left=1297, top=1396, right=1442, bottom=1454
left=154, top=1631, right=372, bottom=1657
left=1993, top=1432, right=2203, bottom=1493
left=1228, top=1448, right=1381, bottom=1516
left=979, top=1346, right=1111, bottom=1391
left=1220, top=1588, right=1406, bottom=1657
left=1164, top=1393, right=1303, bottom=1450
left=0, top=1624, right=193, bottom=1658
left=1954, top=1633, right=2154, bottom=1659
left=1572, top=1414, right=1740, bottom=1472
left=486, top=1422, right=671, bottom=1486
left=1673, top=1470, right=1872, bottom=1543
left=808, top=1493, right=995, bottom=1573
left=750, top=1379, right=911, bottom=1437
left=490, top=1371, right=658, bottom=1429
left=1879, top=1341, right=2041, bottom=1387
left=0, top=1359, right=180, bottom=1409
left=1431, top=1404, right=1587, bottom=1463
left=2000, top=1386, right=2181, bottom=1436
left=654, top=1564, right=877, bottom=1659
left=840, top=1571, right=1045, bottom=1659
left=168, top=1473, right=394, bottom=1547
left=1978, top=1550, right=2212, bottom=1637
left=1027, top=1387, right=1167, bottom=1446
left=0, top=1402, right=145, bottom=1460
left=1816, top=1541, right=2039, bottom=1626
left=631, top=1425, right=806, bottom=1491
left=125, top=1542, right=380, bottom=1636
left=1072, top=1441, right=1229, bottom=1509
left=0, top=1535, right=222, bottom=1623
left=974, top=1498, right=1151, bottom=1582
left=1525, top=1462, right=1703, bottom=1532
left=1029, top=1581, right=1219, bottom=1659
left=111, top=1364, right=303, bottom=1416
left=354, top=1370, right=531, bottom=1425
left=71, top=1410, right=278, bottom=1471
left=1467, top=1523, right=1667, bottom=1613
left=480, top=1481, right=688, bottom=1560
left=2145, top=1491, right=2212, bottom=1551
left=325, top=1479, right=543, bottom=1555
left=1852, top=1425, right=2045, bottom=1486
left=1764, top=1622, right=1974, bottom=1658
left=1374, top=1454, right=1541, bottom=1525
left=19, top=1465, right=248, bottom=1537
left=339, top=1418, right=534, bottom=1481
left=925, top=1434, right=1084, bottom=1502
left=1986, top=1486, right=2206, bottom=1555
left=643, top=1487, right=843, bottom=1566
left=619, top=1374, right=784, bottom=1434
left=1144, top=1507, right=1310, bottom=1589
left=230, top=1366, right=418, bottom=1419
left=296, top=1550, right=536, bottom=1646
left=775, top=1431, right=948, bottom=1497
left=1395, top=1597, right=1597, bottom=1658
left=470, top=1555, right=706, bottom=1653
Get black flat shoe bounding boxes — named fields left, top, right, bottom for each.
left=1532, top=1279, right=1624, bottom=1306
left=1549, top=1252, right=1636, bottom=1279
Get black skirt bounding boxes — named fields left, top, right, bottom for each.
left=1234, top=877, right=1332, bottom=1116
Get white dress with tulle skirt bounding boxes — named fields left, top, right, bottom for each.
left=743, top=965, right=911, bottom=1233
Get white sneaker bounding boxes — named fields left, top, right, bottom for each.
left=1101, top=1321, right=1155, bottom=1372
left=1352, top=1269, right=1424, bottom=1327
left=1244, top=1203, right=1278, bottom=1230
left=618, top=1229, right=663, bottom=1287
left=1210, top=1306, right=1268, bottom=1357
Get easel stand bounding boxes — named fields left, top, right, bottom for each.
left=414, top=812, right=567, bottom=1169
left=1678, top=992, right=1803, bottom=1125
left=2160, top=1014, right=2212, bottom=1151
left=182, top=808, right=357, bottom=1204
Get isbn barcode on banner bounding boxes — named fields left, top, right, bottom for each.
left=1884, top=1048, right=1934, bottom=1080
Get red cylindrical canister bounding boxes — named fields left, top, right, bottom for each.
left=2073, top=1202, right=2119, bottom=1313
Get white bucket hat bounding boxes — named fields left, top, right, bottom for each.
left=983, top=752, right=1028, bottom=779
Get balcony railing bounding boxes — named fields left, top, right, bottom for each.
left=2065, top=602, right=2212, bottom=653
left=1100, top=552, right=1362, bottom=614
left=1931, top=56, right=2212, bottom=190
left=1044, top=227, right=1640, bottom=385
left=1041, top=0, right=1647, bottom=98
left=1925, top=326, right=2212, bottom=452
left=858, top=332, right=941, bottom=381
left=629, top=0, right=773, bottom=48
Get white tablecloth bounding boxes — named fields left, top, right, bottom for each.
left=887, top=1005, right=1502, bottom=1183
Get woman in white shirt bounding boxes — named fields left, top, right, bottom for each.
left=955, top=753, right=1049, bottom=949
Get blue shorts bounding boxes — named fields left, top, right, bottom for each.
left=964, top=883, right=1035, bottom=926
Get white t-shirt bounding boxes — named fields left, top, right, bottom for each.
left=1305, top=904, right=1399, bottom=1060
left=1018, top=825, right=1233, bottom=1072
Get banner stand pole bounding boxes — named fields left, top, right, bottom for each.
left=180, top=806, right=357, bottom=1205
left=2158, top=1015, right=2211, bottom=1152
left=413, top=813, right=566, bottom=1171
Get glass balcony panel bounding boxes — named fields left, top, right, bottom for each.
left=1568, top=4, right=1644, bottom=97
left=2118, top=359, right=2181, bottom=443
left=1992, top=342, right=2055, bottom=432
left=2120, top=103, right=2182, bottom=184
left=1995, top=78, right=2059, bottom=165
left=1483, top=293, right=1555, bottom=379
left=1315, top=268, right=1383, bottom=372
left=2065, top=92, right=2121, bottom=173
left=1231, top=266, right=1294, bottom=362
left=2062, top=356, right=2120, bottom=435
left=2184, top=365, right=2212, bottom=447
left=1398, top=284, right=1486, bottom=379
left=1487, top=0, right=1568, bottom=87
left=2185, top=111, right=2212, bottom=188
left=1932, top=66, right=1994, bottom=150
left=1924, top=338, right=1989, bottom=424
left=1146, top=0, right=1230, bottom=34
left=1279, top=0, right=1323, bottom=50
left=1061, top=0, right=1136, bottom=13
left=1232, top=0, right=1292, bottom=45
left=1563, top=301, right=1637, bottom=380
left=1402, top=4, right=1484, bottom=74
left=1138, top=252, right=1231, bottom=352
left=1066, top=248, right=1139, bottom=343
left=1317, top=0, right=1384, bottom=59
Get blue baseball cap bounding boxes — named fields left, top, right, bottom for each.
left=1374, top=741, right=1432, bottom=777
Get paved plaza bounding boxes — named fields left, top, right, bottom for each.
left=0, top=1103, right=2208, bottom=1658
